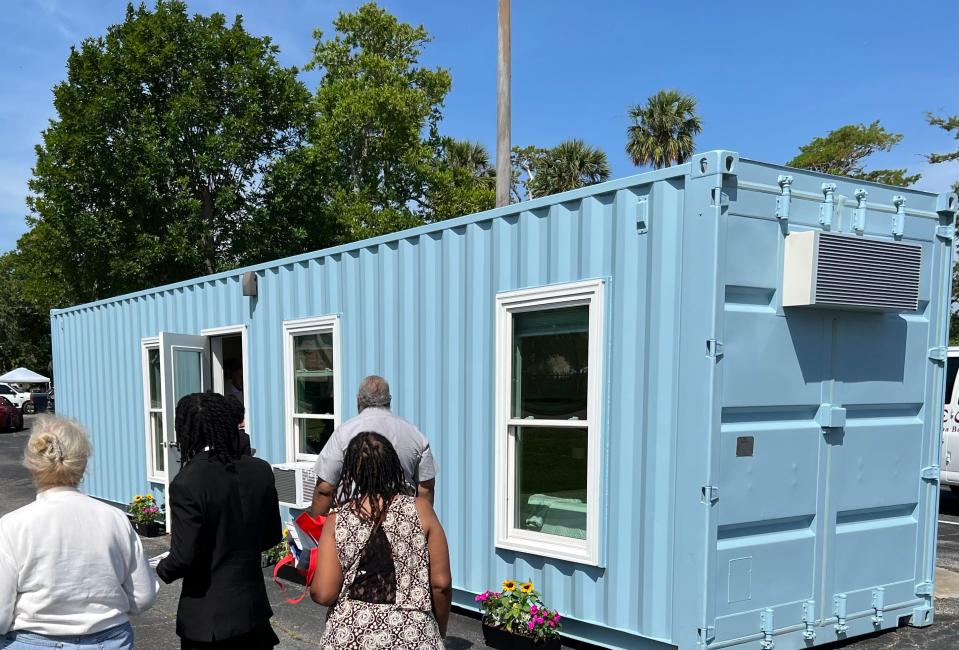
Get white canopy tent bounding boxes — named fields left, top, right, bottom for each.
left=0, top=367, right=50, bottom=385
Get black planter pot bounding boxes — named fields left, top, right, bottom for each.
left=133, top=521, right=163, bottom=537
left=482, top=623, right=561, bottom=650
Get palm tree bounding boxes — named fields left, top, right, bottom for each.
left=530, top=139, right=610, bottom=197
left=442, top=139, right=495, bottom=187
left=626, top=90, right=702, bottom=168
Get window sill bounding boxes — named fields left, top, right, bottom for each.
left=496, top=532, right=600, bottom=567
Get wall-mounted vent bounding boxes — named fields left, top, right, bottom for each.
left=783, top=231, right=921, bottom=311
left=271, top=461, right=317, bottom=509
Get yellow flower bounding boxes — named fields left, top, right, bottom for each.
left=283, top=528, right=289, bottom=537
left=502, top=579, right=517, bottom=592
left=133, top=496, right=142, bottom=502
left=512, top=603, right=520, bottom=609
left=520, top=581, right=534, bottom=594
left=145, top=495, right=154, bottom=501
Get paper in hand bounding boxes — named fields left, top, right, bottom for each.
left=148, top=551, right=170, bottom=568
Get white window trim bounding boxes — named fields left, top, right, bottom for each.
left=283, top=316, right=341, bottom=462
left=140, top=337, right=164, bottom=482
left=494, top=279, right=605, bottom=566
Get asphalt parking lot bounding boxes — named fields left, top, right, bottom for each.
left=2, top=416, right=958, bottom=649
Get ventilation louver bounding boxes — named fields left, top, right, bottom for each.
left=783, top=231, right=921, bottom=311
left=271, top=461, right=317, bottom=509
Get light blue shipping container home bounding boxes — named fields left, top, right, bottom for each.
left=50, top=150, right=958, bottom=649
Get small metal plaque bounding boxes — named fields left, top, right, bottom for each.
left=736, top=436, right=754, bottom=457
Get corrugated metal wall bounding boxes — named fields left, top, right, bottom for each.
left=51, top=153, right=956, bottom=649
left=52, top=163, right=692, bottom=646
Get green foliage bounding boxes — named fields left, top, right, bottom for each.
left=527, top=139, right=610, bottom=198
left=787, top=121, right=920, bottom=186
left=257, top=2, right=452, bottom=254
left=128, top=493, right=162, bottom=525
left=511, top=141, right=610, bottom=201
left=422, top=138, right=495, bottom=221
left=0, top=252, right=53, bottom=373
left=626, top=90, right=702, bottom=169
left=25, top=0, right=311, bottom=303
left=926, top=112, right=959, bottom=195
left=475, top=579, right=562, bottom=641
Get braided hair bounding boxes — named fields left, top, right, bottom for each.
left=334, top=432, right=414, bottom=524
left=175, top=392, right=245, bottom=468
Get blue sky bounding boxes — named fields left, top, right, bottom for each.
left=1, top=0, right=956, bottom=254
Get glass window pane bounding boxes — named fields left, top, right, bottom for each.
left=946, top=356, right=959, bottom=404
left=151, top=412, right=165, bottom=473
left=515, top=426, right=588, bottom=539
left=298, top=418, right=334, bottom=456
left=512, top=306, right=589, bottom=419
left=174, top=349, right=202, bottom=402
left=148, top=348, right=161, bottom=409
left=294, top=333, right=335, bottom=415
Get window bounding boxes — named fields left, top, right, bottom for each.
left=946, top=356, right=959, bottom=406
left=495, top=279, right=604, bottom=565
left=141, top=340, right=165, bottom=480
left=283, top=316, right=341, bottom=461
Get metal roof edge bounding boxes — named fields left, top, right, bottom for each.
left=51, top=159, right=692, bottom=316
left=739, top=157, right=941, bottom=197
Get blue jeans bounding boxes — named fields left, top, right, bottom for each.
left=1, top=622, right=133, bottom=649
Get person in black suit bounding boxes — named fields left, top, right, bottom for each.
left=157, top=392, right=282, bottom=649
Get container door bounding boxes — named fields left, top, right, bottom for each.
left=159, top=332, right=211, bottom=531
left=820, top=308, right=933, bottom=628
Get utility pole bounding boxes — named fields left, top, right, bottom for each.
left=496, top=0, right=511, bottom=207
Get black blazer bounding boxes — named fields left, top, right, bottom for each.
left=157, top=451, right=281, bottom=641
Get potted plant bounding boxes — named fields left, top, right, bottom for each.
left=476, top=579, right=562, bottom=649
left=128, top=494, right=164, bottom=537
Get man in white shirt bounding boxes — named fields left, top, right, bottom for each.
left=310, top=375, right=437, bottom=516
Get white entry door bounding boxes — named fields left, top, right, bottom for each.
left=159, top=332, right=211, bottom=531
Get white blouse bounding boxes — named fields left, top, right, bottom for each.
left=0, top=487, right=159, bottom=635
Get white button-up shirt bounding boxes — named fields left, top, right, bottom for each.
left=0, top=487, right=159, bottom=635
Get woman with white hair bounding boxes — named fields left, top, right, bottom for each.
left=0, top=416, right=158, bottom=649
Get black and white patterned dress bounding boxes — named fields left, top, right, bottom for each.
left=319, top=495, right=444, bottom=650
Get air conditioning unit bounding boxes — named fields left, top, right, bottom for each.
left=783, top=231, right=921, bottom=311
left=271, top=462, right=317, bottom=509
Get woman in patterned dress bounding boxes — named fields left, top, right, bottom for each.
left=311, top=432, right=452, bottom=649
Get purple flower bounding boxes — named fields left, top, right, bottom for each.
left=536, top=617, right=545, bottom=625
left=530, top=605, right=538, bottom=615
left=527, top=621, right=535, bottom=631
left=548, top=621, right=556, bottom=628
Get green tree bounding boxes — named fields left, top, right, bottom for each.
left=787, top=121, right=920, bottom=186
left=0, top=252, right=52, bottom=373
left=527, top=139, right=610, bottom=197
left=257, top=2, right=452, bottom=252
left=626, top=90, right=703, bottom=169
left=26, top=0, right=311, bottom=304
left=421, top=138, right=495, bottom=221
left=926, top=112, right=959, bottom=194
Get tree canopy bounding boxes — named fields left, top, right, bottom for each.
left=787, top=121, right=920, bottom=186
left=25, top=0, right=311, bottom=307
left=926, top=112, right=959, bottom=194
left=626, top=90, right=702, bottom=169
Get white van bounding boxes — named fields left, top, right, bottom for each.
left=941, top=347, right=959, bottom=494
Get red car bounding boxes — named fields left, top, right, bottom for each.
left=0, top=396, right=24, bottom=432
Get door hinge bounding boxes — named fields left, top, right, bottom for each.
left=820, top=183, right=837, bottom=228
left=892, top=196, right=906, bottom=238
left=852, top=189, right=868, bottom=233
left=802, top=600, right=817, bottom=641
left=760, top=608, right=775, bottom=650
left=920, top=466, right=940, bottom=482
left=775, top=175, right=793, bottom=221
left=701, top=485, right=720, bottom=505
left=936, top=225, right=954, bottom=241
left=697, top=625, right=715, bottom=645
left=711, top=187, right=730, bottom=208
left=706, top=338, right=724, bottom=359
left=834, top=594, right=848, bottom=635
left=915, top=581, right=934, bottom=597
left=872, top=587, right=885, bottom=627
left=929, top=347, right=948, bottom=363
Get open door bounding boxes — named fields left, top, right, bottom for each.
left=159, top=332, right=211, bottom=531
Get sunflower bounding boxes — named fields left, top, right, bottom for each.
left=133, top=495, right=142, bottom=502
left=502, top=579, right=517, bottom=592
left=520, top=581, right=534, bottom=594
left=145, top=494, right=154, bottom=501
